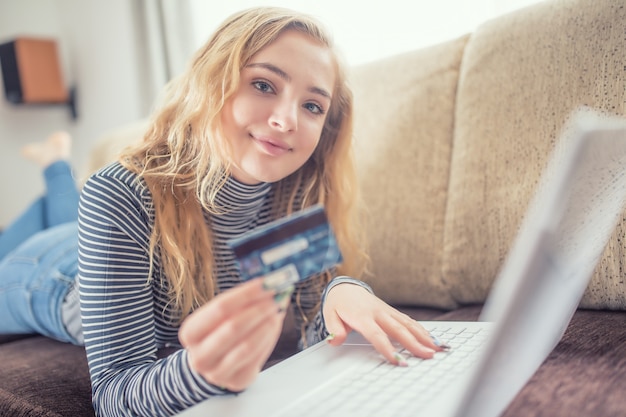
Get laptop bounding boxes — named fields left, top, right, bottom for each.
left=176, top=108, right=626, bottom=417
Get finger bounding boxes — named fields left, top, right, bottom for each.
left=358, top=321, right=405, bottom=366
left=400, top=315, right=450, bottom=352
left=390, top=312, right=439, bottom=347
left=323, top=309, right=352, bottom=346
left=229, top=311, right=286, bottom=390
left=180, top=278, right=274, bottom=346
left=377, top=313, right=436, bottom=359
left=227, top=307, right=286, bottom=372
left=204, top=309, right=286, bottom=391
left=188, top=296, right=279, bottom=373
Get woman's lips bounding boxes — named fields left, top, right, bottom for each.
left=252, top=135, right=292, bottom=156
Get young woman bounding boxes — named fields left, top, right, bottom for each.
left=0, top=7, right=445, bottom=416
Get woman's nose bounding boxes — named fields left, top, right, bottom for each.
left=268, top=99, right=298, bottom=132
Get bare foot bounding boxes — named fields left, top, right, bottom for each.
left=21, top=131, right=72, bottom=168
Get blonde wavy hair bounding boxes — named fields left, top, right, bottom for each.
left=120, top=7, right=368, bottom=321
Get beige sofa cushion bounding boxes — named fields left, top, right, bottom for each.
left=443, top=0, right=626, bottom=309
left=79, top=120, right=148, bottom=184
left=352, top=35, right=469, bottom=309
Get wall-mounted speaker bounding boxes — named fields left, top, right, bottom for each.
left=0, top=37, right=77, bottom=119
left=0, top=37, right=69, bottom=104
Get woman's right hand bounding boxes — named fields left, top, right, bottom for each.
left=179, top=278, right=289, bottom=392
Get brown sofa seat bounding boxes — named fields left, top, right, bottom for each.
left=1, top=307, right=625, bottom=416
left=0, top=336, right=94, bottom=417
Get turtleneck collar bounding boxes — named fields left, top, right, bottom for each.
left=212, top=175, right=272, bottom=217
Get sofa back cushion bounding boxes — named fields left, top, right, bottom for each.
left=79, top=120, right=148, bottom=184
left=443, top=0, right=626, bottom=309
left=351, top=35, right=469, bottom=309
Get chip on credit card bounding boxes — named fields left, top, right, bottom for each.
left=228, top=204, right=343, bottom=291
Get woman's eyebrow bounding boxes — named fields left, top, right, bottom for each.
left=246, top=62, right=332, bottom=100
left=247, top=62, right=290, bottom=81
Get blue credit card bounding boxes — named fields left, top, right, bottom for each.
left=228, top=204, right=343, bottom=290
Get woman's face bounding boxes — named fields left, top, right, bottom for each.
left=221, top=30, right=336, bottom=184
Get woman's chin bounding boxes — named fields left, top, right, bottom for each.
left=230, top=168, right=279, bottom=185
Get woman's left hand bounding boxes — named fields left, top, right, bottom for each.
left=322, top=283, right=446, bottom=366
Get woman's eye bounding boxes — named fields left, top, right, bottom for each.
left=252, top=81, right=274, bottom=94
left=304, top=102, right=324, bottom=115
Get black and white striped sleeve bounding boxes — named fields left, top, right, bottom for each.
left=77, top=164, right=226, bottom=416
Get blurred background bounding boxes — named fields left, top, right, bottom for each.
left=0, top=0, right=541, bottom=227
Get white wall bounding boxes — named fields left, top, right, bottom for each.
left=187, top=0, right=545, bottom=67
left=0, top=0, right=151, bottom=227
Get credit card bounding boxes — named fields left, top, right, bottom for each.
left=228, top=204, right=343, bottom=291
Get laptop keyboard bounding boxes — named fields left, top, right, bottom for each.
left=282, top=325, right=490, bottom=417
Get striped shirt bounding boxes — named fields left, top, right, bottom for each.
left=76, top=162, right=331, bottom=416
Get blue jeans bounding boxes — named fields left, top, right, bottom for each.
left=0, top=161, right=79, bottom=260
left=0, top=161, right=80, bottom=343
left=0, top=223, right=79, bottom=343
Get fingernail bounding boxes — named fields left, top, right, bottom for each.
left=262, top=266, right=299, bottom=292
left=430, top=333, right=451, bottom=351
left=393, top=352, right=408, bottom=367
left=325, top=333, right=335, bottom=343
left=274, top=285, right=294, bottom=311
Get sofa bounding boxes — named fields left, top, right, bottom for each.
left=1, top=0, right=624, bottom=415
